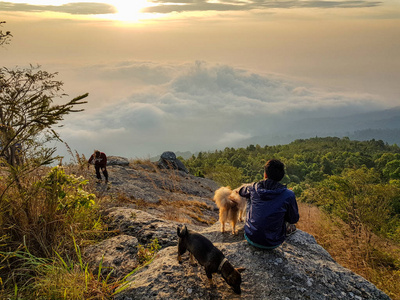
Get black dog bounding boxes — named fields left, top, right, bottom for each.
left=177, top=225, right=244, bottom=294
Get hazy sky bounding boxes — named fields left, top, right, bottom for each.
left=1, top=0, right=400, bottom=159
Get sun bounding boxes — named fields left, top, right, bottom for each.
left=109, top=0, right=152, bottom=22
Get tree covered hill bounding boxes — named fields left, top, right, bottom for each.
left=233, top=106, right=400, bottom=148
left=181, top=137, right=400, bottom=297
left=183, top=136, right=400, bottom=186
left=182, top=136, right=400, bottom=244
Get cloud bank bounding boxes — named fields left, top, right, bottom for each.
left=143, top=0, right=382, bottom=13
left=0, top=2, right=116, bottom=15
left=57, top=61, right=384, bottom=159
left=0, top=0, right=382, bottom=16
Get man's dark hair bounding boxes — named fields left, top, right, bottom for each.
left=264, top=159, right=285, bottom=181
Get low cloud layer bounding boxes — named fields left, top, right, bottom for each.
left=0, top=0, right=382, bottom=16
left=57, top=61, right=384, bottom=159
left=143, top=0, right=382, bottom=13
left=0, top=2, right=116, bottom=15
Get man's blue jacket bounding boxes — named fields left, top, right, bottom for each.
left=239, top=179, right=299, bottom=248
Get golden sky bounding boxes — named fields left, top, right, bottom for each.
left=1, top=0, right=400, bottom=157
left=2, top=0, right=399, bottom=99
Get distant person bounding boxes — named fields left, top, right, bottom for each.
left=239, top=159, right=299, bottom=249
left=88, top=150, right=109, bottom=183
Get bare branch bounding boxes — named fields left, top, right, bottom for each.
left=0, top=21, right=12, bottom=46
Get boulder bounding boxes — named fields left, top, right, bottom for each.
left=104, top=207, right=183, bottom=247
left=84, top=234, right=139, bottom=278
left=107, top=156, right=130, bottom=166
left=157, top=151, right=189, bottom=173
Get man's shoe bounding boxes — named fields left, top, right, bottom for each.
left=286, top=224, right=297, bottom=236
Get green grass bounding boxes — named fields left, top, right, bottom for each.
left=0, top=164, right=114, bottom=298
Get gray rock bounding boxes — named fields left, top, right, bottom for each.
left=114, top=222, right=390, bottom=300
left=94, top=162, right=219, bottom=225
left=158, top=151, right=189, bottom=173
left=84, top=234, right=138, bottom=278
left=104, top=207, right=182, bottom=247
left=107, top=156, right=130, bottom=166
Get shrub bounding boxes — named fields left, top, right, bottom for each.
left=0, top=166, right=105, bottom=295
left=137, top=238, right=161, bottom=265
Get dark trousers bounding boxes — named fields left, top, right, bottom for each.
left=95, top=165, right=108, bottom=181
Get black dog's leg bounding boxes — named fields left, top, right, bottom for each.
left=190, top=253, right=199, bottom=266
left=205, top=268, right=215, bottom=287
left=177, top=242, right=186, bottom=264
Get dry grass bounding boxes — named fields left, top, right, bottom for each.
left=159, top=199, right=216, bottom=225
left=115, top=193, right=156, bottom=210
left=33, top=264, right=116, bottom=299
left=0, top=162, right=114, bottom=298
left=114, top=192, right=216, bottom=225
left=0, top=166, right=100, bottom=257
left=124, top=158, right=217, bottom=225
left=131, top=158, right=186, bottom=194
left=129, top=158, right=158, bottom=172
left=297, top=202, right=400, bottom=300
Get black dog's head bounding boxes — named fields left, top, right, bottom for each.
left=221, top=262, right=245, bottom=294
left=177, top=225, right=188, bottom=238
left=177, top=225, right=189, bottom=263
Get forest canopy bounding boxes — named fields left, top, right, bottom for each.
left=182, top=137, right=400, bottom=242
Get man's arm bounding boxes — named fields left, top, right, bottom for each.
left=101, top=153, right=107, bottom=165
left=286, top=193, right=300, bottom=224
left=238, top=183, right=252, bottom=198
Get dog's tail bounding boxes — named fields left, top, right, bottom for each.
left=177, top=225, right=188, bottom=238
left=230, top=188, right=246, bottom=208
left=214, top=187, right=236, bottom=208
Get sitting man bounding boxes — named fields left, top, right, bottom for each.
left=239, top=159, right=299, bottom=249
left=88, top=150, right=109, bottom=183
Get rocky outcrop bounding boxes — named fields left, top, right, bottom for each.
left=85, top=160, right=390, bottom=300
left=107, top=156, right=130, bottom=166
left=157, top=151, right=189, bottom=174
left=87, top=206, right=390, bottom=300
left=96, top=161, right=219, bottom=224
left=84, top=234, right=139, bottom=278
left=104, top=207, right=183, bottom=247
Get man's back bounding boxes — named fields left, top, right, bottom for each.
left=239, top=179, right=299, bottom=248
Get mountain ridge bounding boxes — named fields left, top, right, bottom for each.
left=233, top=106, right=400, bottom=148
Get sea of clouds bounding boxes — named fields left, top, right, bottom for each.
left=54, top=60, right=385, bottom=160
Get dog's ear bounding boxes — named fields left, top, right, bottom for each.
left=236, top=267, right=246, bottom=273
left=177, top=225, right=188, bottom=237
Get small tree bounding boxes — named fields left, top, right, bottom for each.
left=0, top=65, right=88, bottom=200
left=208, top=164, right=246, bottom=188
left=0, top=65, right=88, bottom=167
left=0, top=21, right=12, bottom=46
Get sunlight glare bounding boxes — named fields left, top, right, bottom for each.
left=110, top=0, right=152, bottom=22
